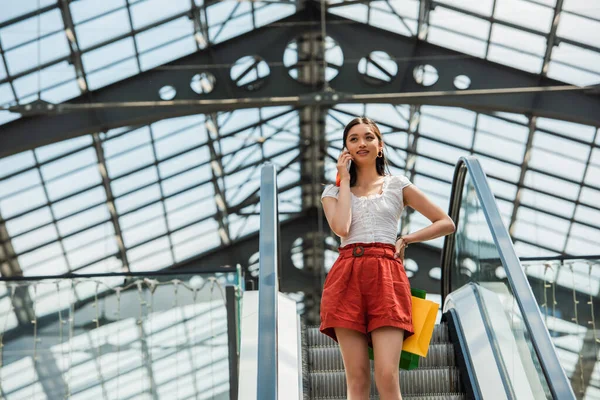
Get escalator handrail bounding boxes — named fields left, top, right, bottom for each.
left=441, top=156, right=575, bottom=400
left=257, top=163, right=279, bottom=400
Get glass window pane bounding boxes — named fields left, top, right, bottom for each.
left=5, top=32, right=69, bottom=75
left=82, top=37, right=136, bottom=73
left=86, top=57, right=139, bottom=91
left=70, top=0, right=125, bottom=24
left=557, top=12, right=600, bottom=49
left=75, top=8, right=131, bottom=50
left=495, top=0, right=553, bottom=32
left=0, top=0, right=57, bottom=24
left=0, top=8, right=62, bottom=50
left=135, top=16, right=193, bottom=53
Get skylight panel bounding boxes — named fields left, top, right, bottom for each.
left=547, top=60, right=600, bottom=86
left=362, top=104, right=408, bottom=129
left=529, top=146, right=587, bottom=182
left=154, top=126, right=207, bottom=161
left=435, top=0, right=495, bottom=17
left=413, top=155, right=455, bottom=181
left=0, top=57, right=6, bottom=81
left=532, top=130, right=591, bottom=163
left=172, top=221, right=221, bottom=261
left=134, top=16, right=194, bottom=53
left=328, top=3, right=368, bottom=24
left=18, top=241, right=63, bottom=271
left=513, top=219, right=567, bottom=250
left=563, top=0, right=600, bottom=20
left=139, top=36, right=197, bottom=71
left=62, top=222, right=113, bottom=254
left=130, top=0, right=190, bottom=30
left=161, top=164, right=212, bottom=197
left=111, top=167, right=160, bottom=199
left=209, top=4, right=254, bottom=44
left=158, top=148, right=211, bottom=178
left=474, top=131, right=526, bottom=164
left=254, top=1, right=296, bottom=28
left=0, top=1, right=57, bottom=25
left=487, top=42, right=543, bottom=73
left=46, top=164, right=103, bottom=201
left=57, top=205, right=111, bottom=238
left=0, top=8, right=63, bottom=50
left=67, top=234, right=118, bottom=270
left=75, top=7, right=132, bottom=50
left=129, top=246, right=172, bottom=271
left=0, top=83, right=14, bottom=107
left=550, top=42, right=600, bottom=78
left=4, top=207, right=52, bottom=237
left=114, top=184, right=162, bottom=214
left=427, top=26, right=487, bottom=58
left=167, top=195, right=216, bottom=230
left=103, top=126, right=151, bottom=158
left=430, top=7, right=490, bottom=41
left=40, top=147, right=96, bottom=181
left=368, top=5, right=415, bottom=37
left=565, top=229, right=600, bottom=254
left=419, top=114, right=475, bottom=148
left=86, top=57, right=139, bottom=90
left=35, top=135, right=92, bottom=162
left=557, top=11, right=600, bottom=49
left=476, top=154, right=522, bottom=182
left=51, top=186, right=106, bottom=220
left=520, top=188, right=576, bottom=217
left=0, top=168, right=40, bottom=199
left=81, top=37, right=136, bottom=73
left=495, top=0, right=554, bottom=33
left=490, top=23, right=547, bottom=57
left=4, top=31, right=70, bottom=76
left=69, top=0, right=125, bottom=24
left=105, top=143, right=155, bottom=178
left=122, top=215, right=168, bottom=248
left=585, top=163, right=600, bottom=187
left=0, top=184, right=47, bottom=219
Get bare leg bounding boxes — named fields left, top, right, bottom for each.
left=371, top=327, right=404, bottom=400
left=335, top=328, right=371, bottom=400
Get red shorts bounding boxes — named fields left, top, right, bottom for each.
left=319, top=242, right=414, bottom=345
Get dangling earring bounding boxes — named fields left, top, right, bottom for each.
left=377, top=149, right=383, bottom=158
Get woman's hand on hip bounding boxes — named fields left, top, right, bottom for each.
left=394, top=237, right=408, bottom=261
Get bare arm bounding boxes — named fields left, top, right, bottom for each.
left=394, top=184, right=455, bottom=259
left=321, top=151, right=354, bottom=238
left=322, top=179, right=352, bottom=237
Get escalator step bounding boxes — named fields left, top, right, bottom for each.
left=306, top=323, right=449, bottom=347
left=308, top=344, right=456, bottom=371
left=312, top=395, right=465, bottom=400
left=310, top=368, right=462, bottom=397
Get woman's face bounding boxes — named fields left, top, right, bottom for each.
left=345, top=123, right=383, bottom=165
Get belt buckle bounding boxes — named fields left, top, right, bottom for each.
left=352, top=246, right=364, bottom=257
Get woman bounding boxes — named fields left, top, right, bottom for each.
left=320, top=117, right=455, bottom=400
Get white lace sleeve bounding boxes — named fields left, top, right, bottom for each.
left=321, top=184, right=339, bottom=200
left=395, top=175, right=412, bottom=190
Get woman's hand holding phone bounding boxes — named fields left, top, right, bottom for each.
left=336, top=150, right=353, bottom=186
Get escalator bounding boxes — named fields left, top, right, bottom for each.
left=243, top=157, right=576, bottom=400
left=305, top=322, right=465, bottom=399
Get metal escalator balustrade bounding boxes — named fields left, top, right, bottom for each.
left=441, top=156, right=576, bottom=400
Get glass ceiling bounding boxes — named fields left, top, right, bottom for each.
left=0, top=0, right=599, bottom=397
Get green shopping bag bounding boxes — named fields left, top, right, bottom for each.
left=368, top=288, right=427, bottom=370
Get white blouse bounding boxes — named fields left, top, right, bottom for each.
left=321, top=175, right=412, bottom=246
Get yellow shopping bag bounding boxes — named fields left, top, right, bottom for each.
left=402, top=296, right=438, bottom=358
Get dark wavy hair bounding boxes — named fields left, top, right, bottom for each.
left=342, top=117, right=390, bottom=186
